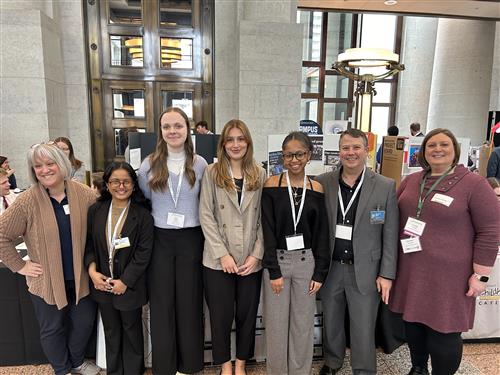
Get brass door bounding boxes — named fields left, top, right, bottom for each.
left=85, top=0, right=213, bottom=170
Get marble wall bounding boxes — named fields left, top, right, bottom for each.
left=215, top=0, right=302, bottom=163
left=0, top=0, right=90, bottom=188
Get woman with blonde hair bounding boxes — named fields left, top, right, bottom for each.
left=200, top=119, right=266, bottom=375
left=0, top=143, right=99, bottom=375
left=54, top=137, right=86, bottom=183
left=138, top=107, right=208, bottom=375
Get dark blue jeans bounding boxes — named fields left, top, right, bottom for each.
left=30, top=281, right=96, bottom=375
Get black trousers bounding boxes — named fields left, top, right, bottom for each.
left=148, top=226, right=205, bottom=375
left=30, top=281, right=96, bottom=375
left=203, top=267, right=262, bottom=365
left=98, top=303, right=144, bottom=375
left=405, top=321, right=463, bottom=375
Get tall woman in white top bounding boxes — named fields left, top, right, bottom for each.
left=199, top=119, right=266, bottom=375
left=138, top=107, right=208, bottom=375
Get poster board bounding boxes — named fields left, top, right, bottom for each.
left=380, top=136, right=406, bottom=188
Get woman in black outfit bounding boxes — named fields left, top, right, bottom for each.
left=85, top=162, right=154, bottom=375
left=261, top=131, right=330, bottom=375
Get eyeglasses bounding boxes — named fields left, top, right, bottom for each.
left=108, top=179, right=133, bottom=188
left=282, top=151, right=308, bottom=161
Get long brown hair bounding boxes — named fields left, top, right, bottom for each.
left=214, top=119, right=261, bottom=191
left=148, top=107, right=196, bottom=192
left=54, top=136, right=82, bottom=170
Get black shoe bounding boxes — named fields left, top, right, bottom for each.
left=319, top=364, right=337, bottom=375
left=408, top=366, right=429, bottom=375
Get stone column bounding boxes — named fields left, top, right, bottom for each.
left=427, top=19, right=495, bottom=145
left=0, top=0, right=90, bottom=187
left=395, top=16, right=438, bottom=136
left=489, top=21, right=500, bottom=112
left=215, top=0, right=302, bottom=162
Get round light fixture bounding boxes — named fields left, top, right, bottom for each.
left=384, top=0, right=398, bottom=5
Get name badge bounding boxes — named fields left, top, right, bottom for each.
left=114, top=237, right=131, bottom=249
left=63, top=204, right=70, bottom=215
left=286, top=233, right=304, bottom=251
left=431, top=193, right=454, bottom=207
left=335, top=224, right=352, bottom=241
left=404, top=217, right=426, bottom=237
left=401, top=237, right=423, bottom=253
left=370, top=210, right=385, bottom=224
left=167, top=212, right=185, bottom=228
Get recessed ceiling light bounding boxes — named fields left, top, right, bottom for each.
left=384, top=0, right=398, bottom=5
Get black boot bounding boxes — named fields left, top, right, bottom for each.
left=320, top=364, right=338, bottom=375
left=408, top=366, right=429, bottom=375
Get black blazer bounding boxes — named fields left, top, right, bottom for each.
left=84, top=200, right=154, bottom=311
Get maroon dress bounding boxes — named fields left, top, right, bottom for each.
left=389, top=165, right=499, bottom=333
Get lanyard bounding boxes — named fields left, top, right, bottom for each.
left=107, top=200, right=130, bottom=273
left=338, top=167, right=365, bottom=224
left=286, top=171, right=307, bottom=234
left=168, top=166, right=184, bottom=209
left=229, top=165, right=244, bottom=208
left=416, top=167, right=452, bottom=219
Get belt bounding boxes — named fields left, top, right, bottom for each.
left=334, top=259, right=354, bottom=265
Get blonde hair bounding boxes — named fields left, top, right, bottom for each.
left=214, top=119, right=261, bottom=192
left=0, top=168, right=7, bottom=177
left=27, top=143, right=71, bottom=185
left=148, top=107, right=196, bottom=192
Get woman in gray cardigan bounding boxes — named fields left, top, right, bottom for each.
left=199, top=119, right=266, bottom=375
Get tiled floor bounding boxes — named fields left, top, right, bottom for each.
left=1, top=343, right=498, bottom=374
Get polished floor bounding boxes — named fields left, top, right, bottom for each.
left=1, top=343, right=498, bottom=374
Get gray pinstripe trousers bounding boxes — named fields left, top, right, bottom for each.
left=263, top=249, right=316, bottom=375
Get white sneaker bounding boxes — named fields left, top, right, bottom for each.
left=71, top=360, right=101, bottom=375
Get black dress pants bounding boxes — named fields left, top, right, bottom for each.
left=405, top=321, right=463, bottom=375
left=203, top=267, right=262, bottom=364
left=98, top=303, right=144, bottom=375
left=30, top=281, right=96, bottom=375
left=148, top=226, right=204, bottom=375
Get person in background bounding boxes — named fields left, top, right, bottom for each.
left=0, top=155, right=17, bottom=189
left=85, top=162, right=153, bottom=375
left=54, top=137, right=86, bottom=183
left=376, top=125, right=399, bottom=165
left=138, top=107, right=208, bottom=375
left=317, top=129, right=399, bottom=375
left=261, top=131, right=330, bottom=375
left=0, top=143, right=99, bottom=375
left=487, top=177, right=500, bottom=202
left=199, top=119, right=266, bottom=375
left=196, top=120, right=214, bottom=135
left=0, top=168, right=17, bottom=214
left=486, top=138, right=500, bottom=179
left=389, top=128, right=499, bottom=375
left=91, top=171, right=104, bottom=197
left=410, top=122, right=424, bottom=137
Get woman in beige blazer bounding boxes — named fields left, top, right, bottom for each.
left=199, top=119, right=266, bottom=375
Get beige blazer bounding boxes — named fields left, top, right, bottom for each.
left=199, top=163, right=266, bottom=271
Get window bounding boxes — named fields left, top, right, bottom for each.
left=297, top=10, right=402, bottom=134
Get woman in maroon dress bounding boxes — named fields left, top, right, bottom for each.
left=389, top=128, right=499, bottom=375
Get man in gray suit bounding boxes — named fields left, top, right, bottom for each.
left=316, top=128, right=398, bottom=375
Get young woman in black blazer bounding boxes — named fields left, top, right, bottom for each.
left=85, top=162, right=154, bottom=375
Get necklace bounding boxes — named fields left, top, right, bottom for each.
left=291, top=186, right=302, bottom=205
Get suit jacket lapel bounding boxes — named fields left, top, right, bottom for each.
left=96, top=201, right=111, bottom=253
left=224, top=187, right=241, bottom=212
left=240, top=189, right=255, bottom=213
left=354, top=168, right=375, bottom=231
left=120, top=204, right=138, bottom=238
left=331, top=170, right=340, bottom=218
